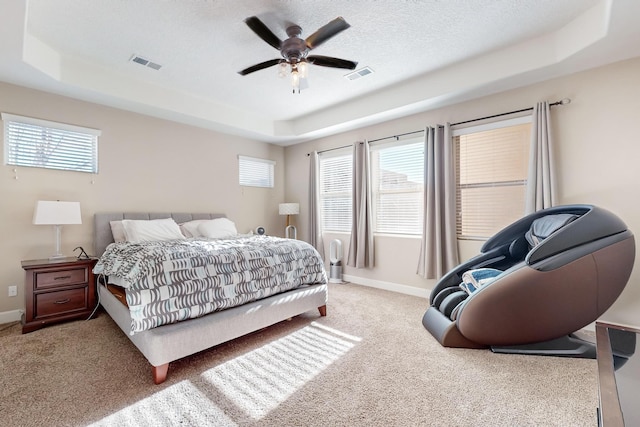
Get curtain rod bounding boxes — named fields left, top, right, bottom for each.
left=367, top=98, right=572, bottom=146
left=307, top=142, right=363, bottom=156
left=451, top=98, right=570, bottom=127
left=306, top=98, right=570, bottom=155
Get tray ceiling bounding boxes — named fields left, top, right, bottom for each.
left=0, top=0, right=639, bottom=145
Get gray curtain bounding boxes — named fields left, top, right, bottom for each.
left=525, top=101, right=556, bottom=214
left=347, top=141, right=374, bottom=268
left=417, top=124, right=459, bottom=279
left=308, top=151, right=324, bottom=258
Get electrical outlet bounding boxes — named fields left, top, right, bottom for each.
left=8, top=285, right=17, bottom=297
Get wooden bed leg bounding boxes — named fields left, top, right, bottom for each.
left=318, top=305, right=327, bottom=317
left=152, top=363, right=169, bottom=384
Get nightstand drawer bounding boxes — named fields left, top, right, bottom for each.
left=35, top=267, right=88, bottom=289
left=35, top=288, right=88, bottom=318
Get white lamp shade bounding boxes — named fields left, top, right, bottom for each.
left=33, top=201, right=82, bottom=225
left=279, top=203, right=300, bottom=216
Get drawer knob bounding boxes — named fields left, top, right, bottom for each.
left=54, top=298, right=71, bottom=304
left=54, top=275, right=72, bottom=280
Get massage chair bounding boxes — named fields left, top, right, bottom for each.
left=422, top=204, right=635, bottom=357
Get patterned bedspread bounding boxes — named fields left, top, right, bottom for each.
left=93, top=236, right=327, bottom=334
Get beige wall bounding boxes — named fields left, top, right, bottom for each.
left=285, top=57, right=640, bottom=326
left=0, top=82, right=284, bottom=315
left=3, top=57, right=639, bottom=326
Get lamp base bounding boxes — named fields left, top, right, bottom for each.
left=49, top=225, right=70, bottom=260
left=285, top=225, right=297, bottom=239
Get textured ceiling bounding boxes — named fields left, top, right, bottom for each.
left=1, top=0, right=639, bottom=145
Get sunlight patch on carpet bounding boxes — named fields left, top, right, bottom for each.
left=201, top=321, right=361, bottom=420
left=87, top=380, right=237, bottom=427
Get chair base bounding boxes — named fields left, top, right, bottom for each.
left=422, top=306, right=487, bottom=349
left=490, top=334, right=597, bottom=358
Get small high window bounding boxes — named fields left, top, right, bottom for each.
left=238, top=155, right=275, bottom=188
left=3, top=113, right=100, bottom=173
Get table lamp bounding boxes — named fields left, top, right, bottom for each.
left=33, top=200, right=82, bottom=259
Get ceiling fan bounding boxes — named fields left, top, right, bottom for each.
left=238, top=16, right=358, bottom=92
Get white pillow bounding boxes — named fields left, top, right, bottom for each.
left=179, top=220, right=208, bottom=238
left=110, top=220, right=126, bottom=243
left=198, top=218, right=238, bottom=239
left=121, top=218, right=185, bottom=243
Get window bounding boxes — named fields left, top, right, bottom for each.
left=454, top=118, right=531, bottom=239
left=3, top=113, right=100, bottom=173
left=238, top=155, right=275, bottom=188
left=370, top=139, right=424, bottom=235
left=319, top=150, right=352, bottom=232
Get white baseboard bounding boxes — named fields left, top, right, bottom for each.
left=342, top=274, right=430, bottom=299
left=0, top=309, right=23, bottom=325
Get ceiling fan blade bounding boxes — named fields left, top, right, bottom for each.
left=308, top=55, right=358, bottom=70
left=238, top=59, right=282, bottom=76
left=245, top=16, right=282, bottom=50
left=305, top=17, right=350, bottom=49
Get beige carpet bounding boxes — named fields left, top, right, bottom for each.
left=0, top=283, right=597, bottom=426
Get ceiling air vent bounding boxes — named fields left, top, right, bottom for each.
left=130, top=54, right=162, bottom=71
left=345, top=66, right=374, bottom=81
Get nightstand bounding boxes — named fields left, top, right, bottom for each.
left=21, top=257, right=97, bottom=334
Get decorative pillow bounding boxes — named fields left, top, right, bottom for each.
left=179, top=220, right=208, bottom=238
left=121, top=218, right=185, bottom=243
left=198, top=218, right=238, bottom=239
left=109, top=220, right=126, bottom=243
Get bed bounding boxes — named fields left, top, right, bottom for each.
left=93, top=212, right=328, bottom=384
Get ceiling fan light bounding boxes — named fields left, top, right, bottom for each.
left=278, top=62, right=288, bottom=78
left=298, top=61, right=309, bottom=78
left=291, top=70, right=300, bottom=88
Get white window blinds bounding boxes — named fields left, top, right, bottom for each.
left=455, top=121, right=531, bottom=239
left=3, top=113, right=100, bottom=173
left=371, top=139, right=424, bottom=235
left=319, top=151, right=352, bottom=232
left=238, top=155, right=275, bottom=188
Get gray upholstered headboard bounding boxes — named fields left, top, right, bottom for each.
left=94, top=212, right=226, bottom=257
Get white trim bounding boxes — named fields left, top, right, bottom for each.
left=452, top=114, right=532, bottom=137
left=342, top=274, right=430, bottom=299
left=1, top=112, right=102, bottom=136
left=0, top=309, right=23, bottom=324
